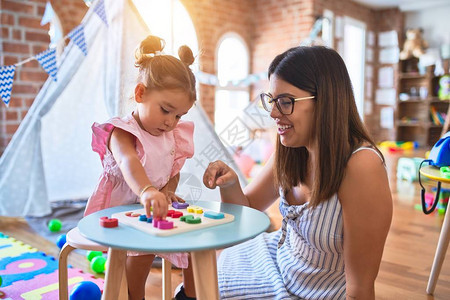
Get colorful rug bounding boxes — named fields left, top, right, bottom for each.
left=0, top=232, right=104, bottom=299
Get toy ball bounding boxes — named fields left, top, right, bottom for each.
left=86, top=250, right=103, bottom=262
left=90, top=255, right=106, bottom=273
left=0, top=275, right=2, bottom=287
left=56, top=234, right=67, bottom=249
left=48, top=219, right=62, bottom=232
left=233, top=153, right=255, bottom=178
left=69, top=281, right=101, bottom=300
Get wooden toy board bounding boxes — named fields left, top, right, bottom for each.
left=111, top=205, right=235, bottom=237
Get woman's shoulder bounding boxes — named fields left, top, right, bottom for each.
left=340, top=145, right=388, bottom=196
left=349, top=145, right=384, bottom=167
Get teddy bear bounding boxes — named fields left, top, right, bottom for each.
left=400, top=28, right=428, bottom=60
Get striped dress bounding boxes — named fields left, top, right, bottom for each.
left=217, top=147, right=382, bottom=299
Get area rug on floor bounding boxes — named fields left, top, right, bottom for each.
left=0, top=232, right=104, bottom=299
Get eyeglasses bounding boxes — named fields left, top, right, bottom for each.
left=260, top=93, right=315, bottom=115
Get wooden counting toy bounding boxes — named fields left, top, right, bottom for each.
left=99, top=216, right=118, bottom=228
left=111, top=202, right=234, bottom=236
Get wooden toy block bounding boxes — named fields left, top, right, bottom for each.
left=172, top=202, right=189, bottom=209
left=99, top=217, right=118, bottom=228
left=112, top=204, right=234, bottom=236
left=204, top=211, right=225, bottom=219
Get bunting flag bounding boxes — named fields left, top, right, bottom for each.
left=35, top=48, right=57, bottom=82
left=40, top=1, right=54, bottom=26
left=0, top=65, right=16, bottom=107
left=94, top=0, right=108, bottom=27
left=68, top=25, right=88, bottom=56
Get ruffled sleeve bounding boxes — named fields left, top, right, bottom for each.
left=171, top=120, right=194, bottom=177
left=91, top=122, right=115, bottom=162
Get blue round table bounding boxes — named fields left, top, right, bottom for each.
left=78, top=201, right=270, bottom=300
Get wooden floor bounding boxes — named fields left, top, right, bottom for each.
left=1, top=150, right=450, bottom=299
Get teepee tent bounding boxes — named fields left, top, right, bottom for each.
left=0, top=0, right=246, bottom=217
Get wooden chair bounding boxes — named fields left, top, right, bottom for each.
left=58, top=227, right=172, bottom=300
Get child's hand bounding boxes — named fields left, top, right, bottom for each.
left=203, top=160, right=238, bottom=189
left=140, top=189, right=168, bottom=218
left=166, top=191, right=185, bottom=204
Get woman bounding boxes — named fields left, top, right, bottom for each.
left=203, top=46, right=392, bottom=299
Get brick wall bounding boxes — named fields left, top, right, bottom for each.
left=50, top=0, right=87, bottom=36
left=250, top=0, right=315, bottom=99
left=181, top=0, right=255, bottom=121
left=372, top=8, right=404, bottom=143
left=0, top=0, right=402, bottom=156
left=0, top=0, right=49, bottom=152
left=0, top=0, right=87, bottom=154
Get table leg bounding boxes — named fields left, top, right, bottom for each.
left=102, top=248, right=127, bottom=300
left=427, top=209, right=450, bottom=294
left=162, top=259, right=172, bottom=300
left=191, top=250, right=219, bottom=300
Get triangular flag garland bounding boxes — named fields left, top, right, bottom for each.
left=94, top=0, right=109, bottom=27
left=0, top=65, right=16, bottom=107
left=67, top=25, right=88, bottom=56
left=0, top=0, right=266, bottom=107
left=0, top=0, right=110, bottom=106
left=40, top=1, right=54, bottom=26
left=35, top=48, right=58, bottom=82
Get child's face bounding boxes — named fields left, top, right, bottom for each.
left=136, top=85, right=193, bottom=136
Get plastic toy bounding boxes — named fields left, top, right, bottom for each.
left=180, top=215, right=201, bottom=224
left=428, top=132, right=450, bottom=167
left=187, top=206, right=203, bottom=214
left=167, top=210, right=183, bottom=218
left=99, top=217, right=118, bottom=228
left=438, top=75, right=450, bottom=100
left=48, top=219, right=62, bottom=232
left=440, top=166, right=450, bottom=179
left=204, top=211, right=225, bottom=219
left=69, top=281, right=102, bottom=300
left=90, top=256, right=106, bottom=273
left=172, top=202, right=189, bottom=209
left=397, top=157, right=423, bottom=182
left=379, top=140, right=418, bottom=153
left=86, top=251, right=103, bottom=262
left=56, top=234, right=67, bottom=249
left=153, top=219, right=174, bottom=229
left=112, top=204, right=234, bottom=236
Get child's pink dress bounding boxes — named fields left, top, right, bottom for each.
left=85, top=114, right=194, bottom=268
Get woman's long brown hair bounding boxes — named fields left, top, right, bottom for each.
left=270, top=46, right=383, bottom=208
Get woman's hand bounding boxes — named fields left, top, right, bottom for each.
left=140, top=188, right=168, bottom=218
left=203, top=160, right=239, bottom=189
left=166, top=191, right=185, bottom=204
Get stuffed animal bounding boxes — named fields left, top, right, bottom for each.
left=400, top=28, right=428, bottom=60
left=439, top=75, right=450, bottom=100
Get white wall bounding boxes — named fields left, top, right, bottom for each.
left=405, top=4, right=450, bottom=49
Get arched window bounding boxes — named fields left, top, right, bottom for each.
left=132, top=0, right=198, bottom=63
left=215, top=34, right=250, bottom=146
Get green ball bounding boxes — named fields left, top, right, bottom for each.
left=48, top=219, right=62, bottom=232
left=0, top=275, right=2, bottom=287
left=86, top=250, right=103, bottom=262
left=90, top=256, right=106, bottom=273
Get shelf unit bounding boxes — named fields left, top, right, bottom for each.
left=395, top=59, right=449, bottom=147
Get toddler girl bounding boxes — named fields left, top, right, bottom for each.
left=85, top=35, right=197, bottom=300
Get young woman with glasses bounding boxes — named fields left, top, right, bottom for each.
left=202, top=46, right=392, bottom=299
